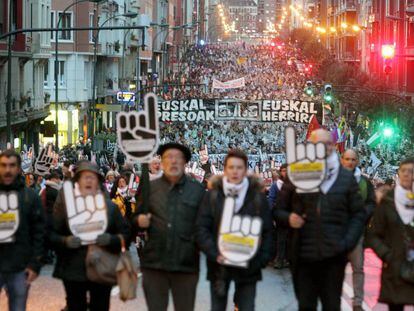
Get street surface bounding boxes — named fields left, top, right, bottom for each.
left=1, top=249, right=413, bottom=310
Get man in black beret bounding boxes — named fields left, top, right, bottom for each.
left=132, top=143, right=205, bottom=311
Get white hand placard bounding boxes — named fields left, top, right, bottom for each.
left=285, top=127, right=327, bottom=192
left=35, top=144, right=56, bottom=176
left=117, top=93, right=160, bottom=163
left=0, top=192, right=19, bottom=243
left=218, top=196, right=262, bottom=268
left=199, top=145, right=209, bottom=165
left=63, top=181, right=108, bottom=245
left=21, top=146, right=34, bottom=173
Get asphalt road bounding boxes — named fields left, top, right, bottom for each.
left=1, top=249, right=413, bottom=310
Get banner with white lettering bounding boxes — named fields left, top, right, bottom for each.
left=157, top=99, right=322, bottom=124
left=212, top=77, right=246, bottom=90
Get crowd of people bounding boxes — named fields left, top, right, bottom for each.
left=1, top=132, right=414, bottom=311
left=2, top=41, right=414, bottom=311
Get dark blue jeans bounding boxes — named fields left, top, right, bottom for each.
left=210, top=280, right=257, bottom=311
left=0, top=271, right=30, bottom=311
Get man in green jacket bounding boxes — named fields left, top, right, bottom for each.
left=0, top=149, right=45, bottom=311
left=133, top=143, right=205, bottom=311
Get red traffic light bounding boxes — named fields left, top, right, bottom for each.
left=381, top=44, right=395, bottom=59
left=383, top=59, right=393, bottom=74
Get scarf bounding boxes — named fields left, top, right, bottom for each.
left=320, top=152, right=340, bottom=194
left=354, top=167, right=362, bottom=183
left=149, top=170, right=163, bottom=181
left=118, top=186, right=128, bottom=198
left=394, top=181, right=414, bottom=224
left=222, top=176, right=249, bottom=213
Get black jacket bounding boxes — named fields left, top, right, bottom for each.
left=51, top=189, right=130, bottom=282
left=366, top=190, right=414, bottom=304
left=132, top=174, right=205, bottom=273
left=0, top=177, right=45, bottom=274
left=196, top=176, right=276, bottom=283
left=274, top=167, right=365, bottom=264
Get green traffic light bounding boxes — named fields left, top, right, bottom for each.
left=305, top=88, right=313, bottom=95
left=324, top=94, right=333, bottom=102
left=382, top=127, right=393, bottom=138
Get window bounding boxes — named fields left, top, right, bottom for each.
left=57, top=61, right=66, bottom=86
left=386, top=0, right=399, bottom=16
left=58, top=12, right=72, bottom=40
left=89, top=13, right=94, bottom=43
left=408, top=22, right=414, bottom=47
left=44, top=62, right=49, bottom=87
left=50, top=11, right=55, bottom=40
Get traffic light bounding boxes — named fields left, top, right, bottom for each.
left=382, top=126, right=394, bottom=138
left=323, top=84, right=333, bottom=103
left=384, top=59, right=393, bottom=74
left=304, top=81, right=313, bottom=96
left=381, top=44, right=395, bottom=75
left=379, top=120, right=398, bottom=140
left=381, top=45, right=395, bottom=59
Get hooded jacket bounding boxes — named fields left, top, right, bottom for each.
left=0, top=176, right=45, bottom=274
left=196, top=175, right=276, bottom=283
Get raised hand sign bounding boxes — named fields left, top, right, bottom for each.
left=285, top=127, right=327, bottom=192
left=0, top=192, right=19, bottom=243
left=117, top=93, right=160, bottom=163
left=185, top=162, right=206, bottom=183
left=21, top=146, right=34, bottom=174
left=199, top=145, right=209, bottom=165
left=217, top=196, right=262, bottom=268
left=63, top=181, right=108, bottom=244
left=35, top=144, right=56, bottom=176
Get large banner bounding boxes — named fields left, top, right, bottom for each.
left=212, top=77, right=246, bottom=90
left=158, top=99, right=322, bottom=124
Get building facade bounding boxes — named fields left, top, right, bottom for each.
left=0, top=0, right=50, bottom=150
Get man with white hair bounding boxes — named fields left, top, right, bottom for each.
left=275, top=129, right=366, bottom=311
left=149, top=156, right=162, bottom=180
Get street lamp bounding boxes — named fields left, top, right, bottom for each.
left=54, top=0, right=103, bottom=148
left=91, top=11, right=138, bottom=136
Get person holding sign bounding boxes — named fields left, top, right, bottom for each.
left=274, top=128, right=365, bottom=311
left=50, top=161, right=130, bottom=311
left=196, top=149, right=275, bottom=311
left=0, top=150, right=45, bottom=311
left=132, top=143, right=205, bottom=311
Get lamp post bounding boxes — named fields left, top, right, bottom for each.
left=6, top=0, right=12, bottom=144
left=91, top=11, right=137, bottom=136
left=160, top=24, right=192, bottom=83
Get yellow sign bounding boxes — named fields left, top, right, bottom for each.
left=221, top=233, right=255, bottom=248
left=0, top=213, right=16, bottom=223
left=290, top=162, right=323, bottom=172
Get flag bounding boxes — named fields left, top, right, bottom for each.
left=366, top=131, right=381, bottom=148
left=306, top=115, right=321, bottom=140
left=331, top=126, right=339, bottom=144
